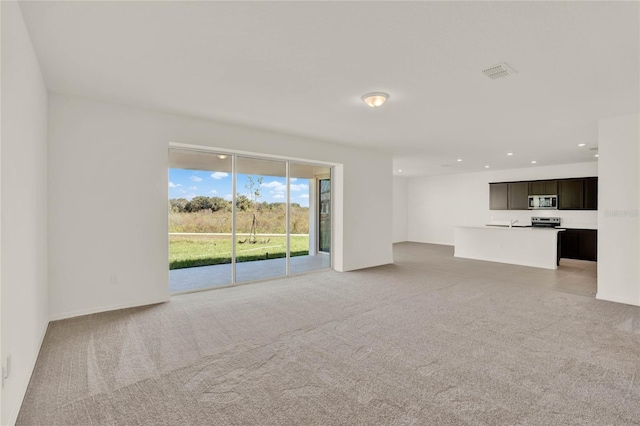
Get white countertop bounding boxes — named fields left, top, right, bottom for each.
left=481, top=223, right=598, bottom=231
left=558, top=224, right=598, bottom=230
left=471, top=225, right=562, bottom=232
left=484, top=219, right=598, bottom=231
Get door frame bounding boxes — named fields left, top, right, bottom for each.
left=168, top=144, right=335, bottom=295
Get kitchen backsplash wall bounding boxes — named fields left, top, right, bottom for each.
left=488, top=209, right=598, bottom=228
left=406, top=161, right=598, bottom=245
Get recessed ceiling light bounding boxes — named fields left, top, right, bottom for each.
left=507, top=152, right=513, bottom=156
left=531, top=160, right=537, bottom=164
left=485, top=165, right=490, bottom=169
left=398, top=169, right=403, bottom=172
left=362, top=92, right=389, bottom=108
left=217, top=154, right=228, bottom=159
left=578, top=143, right=586, bottom=147
left=457, top=158, right=463, bottom=162
left=594, top=154, right=599, bottom=158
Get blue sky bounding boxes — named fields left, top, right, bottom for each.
left=169, top=168, right=310, bottom=207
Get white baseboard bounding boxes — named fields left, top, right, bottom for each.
left=6, top=320, right=49, bottom=426
left=50, top=297, right=170, bottom=321
left=596, top=292, right=640, bottom=307
left=406, top=240, right=454, bottom=247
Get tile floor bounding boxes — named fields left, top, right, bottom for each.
left=393, top=242, right=598, bottom=299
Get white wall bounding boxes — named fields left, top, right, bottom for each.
left=1, top=2, right=49, bottom=424
left=48, top=94, right=393, bottom=320
left=407, top=162, right=599, bottom=246
left=597, top=113, right=639, bottom=306
left=393, top=176, right=408, bottom=242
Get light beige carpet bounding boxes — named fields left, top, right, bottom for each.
left=17, top=243, right=639, bottom=425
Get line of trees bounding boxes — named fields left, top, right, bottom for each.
left=169, top=196, right=303, bottom=213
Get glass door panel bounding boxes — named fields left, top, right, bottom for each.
left=319, top=178, right=331, bottom=254
left=289, top=163, right=331, bottom=274
left=168, top=149, right=233, bottom=292
left=235, top=156, right=287, bottom=283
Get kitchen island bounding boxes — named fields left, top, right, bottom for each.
left=454, top=226, right=564, bottom=269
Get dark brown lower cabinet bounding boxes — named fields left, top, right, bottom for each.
left=559, top=229, right=597, bottom=262
left=578, top=230, right=597, bottom=261
left=560, top=230, right=579, bottom=259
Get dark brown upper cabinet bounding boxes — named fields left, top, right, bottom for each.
left=489, top=183, right=508, bottom=210
left=528, top=180, right=558, bottom=196
left=508, top=182, right=529, bottom=210
left=559, top=179, right=584, bottom=210
left=583, top=177, right=598, bottom=210
left=490, top=177, right=597, bottom=210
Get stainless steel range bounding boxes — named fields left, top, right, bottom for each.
left=531, top=217, right=561, bottom=228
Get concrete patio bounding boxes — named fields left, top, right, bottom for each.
left=169, top=254, right=330, bottom=293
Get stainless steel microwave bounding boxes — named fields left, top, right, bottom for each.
left=528, top=195, right=558, bottom=209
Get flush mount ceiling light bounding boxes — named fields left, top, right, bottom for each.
left=485, top=165, right=491, bottom=169
left=457, top=158, right=463, bottom=162
left=362, top=92, right=389, bottom=108
left=507, top=152, right=514, bottom=156
left=217, top=154, right=228, bottom=160
left=578, top=143, right=586, bottom=147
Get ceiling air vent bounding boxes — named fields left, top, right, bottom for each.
left=482, top=62, right=516, bottom=80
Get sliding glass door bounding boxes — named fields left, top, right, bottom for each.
left=289, top=163, right=331, bottom=274
left=318, top=178, right=331, bottom=254
left=235, top=156, right=287, bottom=283
left=168, top=148, right=331, bottom=293
left=168, top=150, right=233, bottom=292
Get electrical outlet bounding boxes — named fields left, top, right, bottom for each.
left=2, top=355, right=9, bottom=388
left=110, top=274, right=119, bottom=284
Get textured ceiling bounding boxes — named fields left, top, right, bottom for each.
left=20, top=1, right=639, bottom=176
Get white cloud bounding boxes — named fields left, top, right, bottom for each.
left=211, top=172, right=229, bottom=180
left=210, top=189, right=218, bottom=194
left=261, top=180, right=284, bottom=189
left=224, top=194, right=233, bottom=200
left=300, top=194, right=309, bottom=199
left=185, top=193, right=196, bottom=200
left=261, top=180, right=308, bottom=192
left=290, top=178, right=298, bottom=182
left=168, top=182, right=181, bottom=188
left=190, top=176, right=203, bottom=182
left=291, top=183, right=309, bottom=192
left=273, top=194, right=284, bottom=199
left=189, top=186, right=198, bottom=190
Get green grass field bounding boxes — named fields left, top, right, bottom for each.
left=169, top=234, right=309, bottom=270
